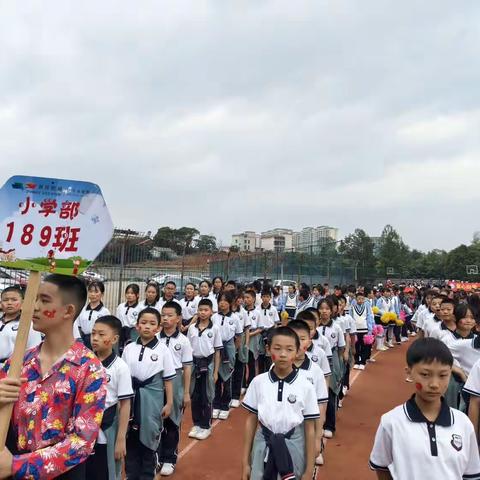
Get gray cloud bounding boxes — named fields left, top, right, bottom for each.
left=1, top=1, right=480, bottom=251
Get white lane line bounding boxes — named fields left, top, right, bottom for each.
left=178, top=419, right=221, bottom=459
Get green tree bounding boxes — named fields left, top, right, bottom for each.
left=153, top=227, right=199, bottom=255
left=195, top=235, right=218, bottom=253
left=338, top=229, right=376, bottom=280
left=377, top=225, right=410, bottom=277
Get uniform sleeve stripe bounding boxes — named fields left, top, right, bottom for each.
left=303, top=413, right=320, bottom=420
left=368, top=460, right=389, bottom=472
left=317, top=398, right=328, bottom=404
left=463, top=474, right=480, bottom=479
left=163, top=374, right=177, bottom=381
left=324, top=373, right=332, bottom=377
left=118, top=394, right=135, bottom=399
left=215, top=346, right=224, bottom=350
left=242, top=402, right=258, bottom=414
left=463, top=387, right=480, bottom=397
left=182, top=361, right=193, bottom=365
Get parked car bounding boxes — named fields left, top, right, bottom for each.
left=273, top=279, right=297, bottom=295
left=81, top=270, right=106, bottom=282
left=0, top=268, right=27, bottom=293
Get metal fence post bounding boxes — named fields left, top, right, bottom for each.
left=117, top=240, right=126, bottom=306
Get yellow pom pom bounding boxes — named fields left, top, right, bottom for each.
left=395, top=319, right=404, bottom=327
left=372, top=306, right=380, bottom=314
left=380, top=313, right=390, bottom=324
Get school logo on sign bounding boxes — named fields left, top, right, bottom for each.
left=287, top=394, right=297, bottom=404
left=451, top=434, right=463, bottom=452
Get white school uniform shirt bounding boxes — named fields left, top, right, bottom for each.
left=178, top=296, right=199, bottom=321
left=295, top=296, right=315, bottom=317
left=116, top=302, right=143, bottom=328
left=158, top=329, right=193, bottom=370
left=429, top=323, right=455, bottom=343
left=122, top=337, right=176, bottom=382
left=257, top=304, right=280, bottom=329
left=317, top=322, right=346, bottom=350
left=306, top=344, right=332, bottom=377
left=296, top=357, right=329, bottom=404
left=157, top=297, right=181, bottom=313
left=235, top=307, right=251, bottom=332
left=212, top=312, right=243, bottom=342
left=445, top=335, right=480, bottom=376
left=411, top=304, right=427, bottom=325
left=242, top=368, right=320, bottom=434
left=333, top=315, right=348, bottom=335
left=76, top=302, right=110, bottom=336
left=369, top=395, right=480, bottom=480
left=0, top=316, right=42, bottom=361
left=97, top=352, right=134, bottom=444
left=196, top=294, right=218, bottom=313
left=255, top=293, right=262, bottom=308
left=312, top=332, right=333, bottom=360
left=245, top=307, right=261, bottom=331
left=423, top=315, right=442, bottom=338
left=187, top=320, right=223, bottom=358
left=139, top=300, right=161, bottom=312
left=376, top=296, right=393, bottom=315
left=417, top=309, right=434, bottom=331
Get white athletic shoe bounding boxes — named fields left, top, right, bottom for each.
left=359, top=364, right=365, bottom=371
left=367, top=358, right=376, bottom=363
left=160, top=463, right=175, bottom=476
left=315, top=453, right=324, bottom=465
left=396, top=341, right=402, bottom=345
left=387, top=341, right=394, bottom=348
left=212, top=409, right=220, bottom=419
left=195, top=428, right=211, bottom=440
left=230, top=399, right=241, bottom=408
left=188, top=426, right=200, bottom=438
left=338, top=399, right=343, bottom=408
left=410, top=332, right=417, bottom=337
left=342, top=385, right=348, bottom=396
left=323, top=429, right=333, bottom=439
left=218, top=410, right=230, bottom=420
left=401, top=337, right=408, bottom=342
left=353, top=364, right=360, bottom=370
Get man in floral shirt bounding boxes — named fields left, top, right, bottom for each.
left=0, top=274, right=106, bottom=479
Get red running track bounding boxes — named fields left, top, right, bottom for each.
left=158, top=341, right=414, bottom=479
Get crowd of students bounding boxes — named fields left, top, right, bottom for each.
left=2, top=276, right=480, bottom=479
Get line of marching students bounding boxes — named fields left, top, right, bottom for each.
left=4, top=276, right=480, bottom=479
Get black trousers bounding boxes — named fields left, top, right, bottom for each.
left=126, top=429, right=156, bottom=480
left=324, top=388, right=337, bottom=432
left=231, top=356, right=245, bottom=400
left=191, top=372, right=212, bottom=429
left=158, top=417, right=179, bottom=464
left=213, top=376, right=232, bottom=410
left=354, top=333, right=369, bottom=365
left=85, top=443, right=108, bottom=480
left=246, top=351, right=256, bottom=387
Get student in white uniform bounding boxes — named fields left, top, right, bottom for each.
left=76, top=281, right=110, bottom=349
left=350, top=291, right=374, bottom=370
left=415, top=290, right=436, bottom=338
left=0, top=286, right=41, bottom=363
left=187, top=298, right=223, bottom=440
left=284, top=285, right=298, bottom=320
left=157, top=301, right=193, bottom=477
left=141, top=282, right=161, bottom=310
left=122, top=307, right=176, bottom=480
left=87, top=316, right=133, bottom=480
left=257, top=289, right=280, bottom=374
left=370, top=338, right=480, bottom=480
left=197, top=280, right=218, bottom=313
left=157, top=281, right=181, bottom=312
left=289, top=320, right=328, bottom=466
left=242, top=326, right=319, bottom=480
left=376, top=288, right=395, bottom=347
left=295, top=287, right=315, bottom=318
left=212, top=292, right=243, bottom=420
left=116, top=283, right=143, bottom=350
left=244, top=289, right=262, bottom=388
left=178, top=283, right=199, bottom=333
left=464, top=357, right=480, bottom=443
left=317, top=298, right=345, bottom=439
left=422, top=295, right=446, bottom=338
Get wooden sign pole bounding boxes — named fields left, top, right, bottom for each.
left=0, top=271, right=41, bottom=449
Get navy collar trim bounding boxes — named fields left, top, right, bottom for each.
left=268, top=368, right=298, bottom=384
left=404, top=395, right=452, bottom=427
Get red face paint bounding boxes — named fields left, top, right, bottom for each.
left=43, top=310, right=56, bottom=319
left=415, top=383, right=423, bottom=391
left=271, top=354, right=276, bottom=361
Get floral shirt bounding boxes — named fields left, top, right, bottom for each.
left=0, top=341, right=106, bottom=479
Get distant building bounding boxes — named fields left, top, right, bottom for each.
left=231, top=231, right=261, bottom=252
left=474, top=232, right=480, bottom=243
left=294, top=226, right=339, bottom=253
left=260, top=228, right=293, bottom=252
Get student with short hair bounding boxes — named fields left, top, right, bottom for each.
left=289, top=320, right=328, bottom=467
left=242, top=327, right=319, bottom=480
left=116, top=283, right=142, bottom=349
left=257, top=289, right=280, bottom=374
left=122, top=307, right=176, bottom=480
left=244, top=289, right=262, bottom=388
left=423, top=295, right=448, bottom=338
left=157, top=281, right=181, bottom=312
left=0, top=285, right=41, bottom=364
left=284, top=285, right=298, bottom=320
left=187, top=299, right=222, bottom=440
left=178, top=283, right=199, bottom=334
left=370, top=338, right=480, bottom=479
left=197, top=280, right=218, bottom=313
left=351, top=291, right=374, bottom=370
left=157, top=301, right=193, bottom=476
left=295, top=288, right=315, bottom=317
left=76, top=281, right=110, bottom=349
left=0, top=274, right=106, bottom=479
left=212, top=292, right=242, bottom=420
left=414, top=289, right=436, bottom=338
left=88, top=315, right=133, bottom=480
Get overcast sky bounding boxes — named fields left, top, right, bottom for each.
left=1, top=1, right=479, bottom=252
